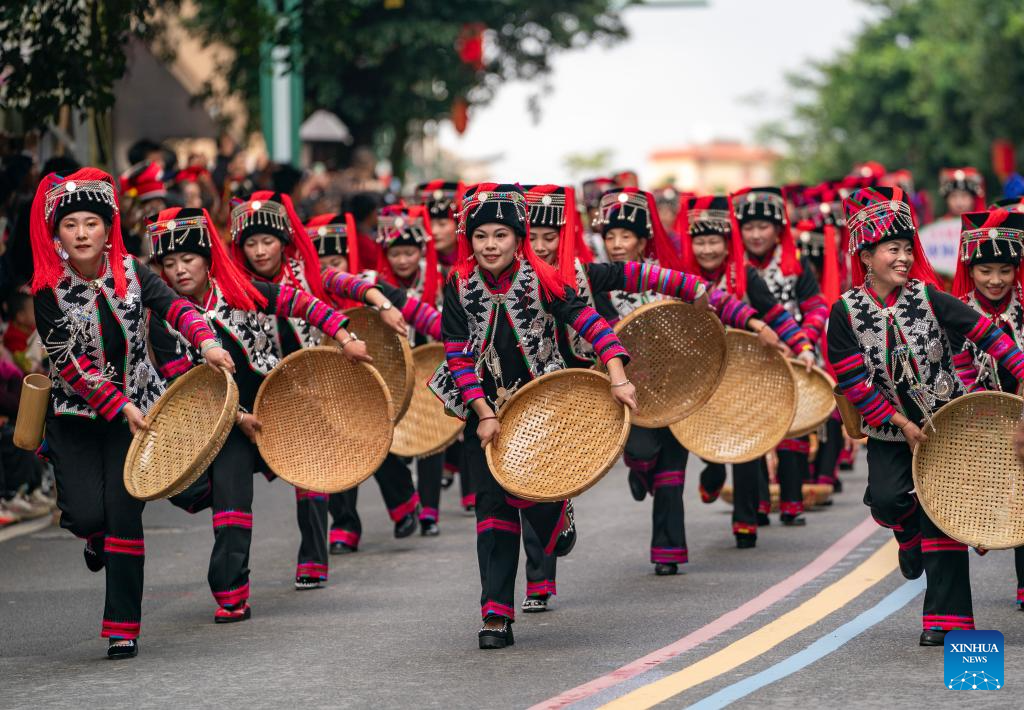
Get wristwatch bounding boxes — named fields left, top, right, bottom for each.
left=378, top=300, right=393, bottom=311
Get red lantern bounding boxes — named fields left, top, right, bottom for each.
left=452, top=98, right=469, bottom=135
left=457, top=23, right=485, bottom=71
left=992, top=139, right=1016, bottom=181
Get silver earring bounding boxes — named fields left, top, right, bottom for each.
left=53, top=239, right=69, bottom=261
left=864, top=263, right=874, bottom=289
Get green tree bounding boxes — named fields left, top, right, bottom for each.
left=189, top=0, right=628, bottom=175
left=0, top=1, right=173, bottom=127
left=766, top=0, right=1024, bottom=191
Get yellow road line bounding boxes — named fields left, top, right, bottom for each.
left=600, top=539, right=898, bottom=709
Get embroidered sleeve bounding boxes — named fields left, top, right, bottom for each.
left=705, top=286, right=757, bottom=329
left=951, top=350, right=983, bottom=392
left=400, top=295, right=442, bottom=340
left=550, top=287, right=629, bottom=366
left=372, top=280, right=410, bottom=309
left=798, top=293, right=829, bottom=348
left=273, top=284, right=349, bottom=339
left=322, top=268, right=375, bottom=304
left=138, top=267, right=217, bottom=350
left=441, top=280, right=483, bottom=405
left=149, top=314, right=197, bottom=381
left=765, top=304, right=813, bottom=352
left=618, top=261, right=706, bottom=302
left=34, top=291, right=131, bottom=421
left=826, top=301, right=897, bottom=427
left=933, top=288, right=1024, bottom=383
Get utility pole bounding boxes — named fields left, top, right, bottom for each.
left=259, top=0, right=304, bottom=165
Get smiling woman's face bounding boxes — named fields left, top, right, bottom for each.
left=860, top=238, right=913, bottom=289
left=471, top=223, right=520, bottom=275
left=57, top=211, right=109, bottom=267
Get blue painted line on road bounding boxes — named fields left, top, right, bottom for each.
left=685, top=578, right=926, bottom=710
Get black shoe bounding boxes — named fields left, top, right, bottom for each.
left=833, top=478, right=844, bottom=493
left=919, top=629, right=947, bottom=646
left=628, top=470, right=647, bottom=502
left=84, top=541, right=105, bottom=573
left=898, top=546, right=923, bottom=580
left=478, top=616, right=515, bottom=650
left=553, top=501, right=576, bottom=557
left=394, top=512, right=417, bottom=538
left=655, top=563, right=678, bottom=576
left=781, top=513, right=806, bottom=527
left=420, top=519, right=440, bottom=536
left=441, top=474, right=455, bottom=490
left=522, top=596, right=549, bottom=613
left=735, top=534, right=757, bottom=549
left=295, top=575, right=323, bottom=590
left=106, top=639, right=138, bottom=659
left=757, top=512, right=771, bottom=526
left=839, top=460, right=854, bottom=472
left=330, top=541, right=357, bottom=555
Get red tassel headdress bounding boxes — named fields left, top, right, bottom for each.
left=150, top=206, right=265, bottom=310
left=30, top=167, right=129, bottom=296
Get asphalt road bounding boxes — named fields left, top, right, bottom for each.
left=1, top=451, right=1021, bottom=709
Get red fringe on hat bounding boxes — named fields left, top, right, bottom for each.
left=451, top=182, right=570, bottom=301
left=377, top=205, right=440, bottom=307
left=304, top=212, right=362, bottom=274
left=726, top=195, right=748, bottom=299
left=821, top=225, right=841, bottom=305
left=567, top=188, right=594, bottom=266
left=30, top=168, right=129, bottom=297
left=231, top=191, right=328, bottom=301
left=155, top=206, right=265, bottom=311
left=951, top=208, right=1024, bottom=298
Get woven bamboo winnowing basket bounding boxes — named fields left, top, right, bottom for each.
left=391, top=343, right=464, bottom=458
left=124, top=366, right=238, bottom=501
left=340, top=306, right=414, bottom=421
left=612, top=300, right=727, bottom=428
left=720, top=482, right=832, bottom=510
left=912, top=392, right=1024, bottom=550
left=254, top=347, right=394, bottom=494
left=485, top=369, right=630, bottom=503
left=785, top=361, right=837, bottom=438
left=670, top=329, right=797, bottom=463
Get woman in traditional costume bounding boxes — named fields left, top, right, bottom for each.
left=430, top=183, right=635, bottom=649
left=827, top=187, right=1024, bottom=645
left=31, top=169, right=233, bottom=658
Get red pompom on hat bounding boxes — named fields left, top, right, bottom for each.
left=149, top=206, right=266, bottom=311
left=30, top=168, right=129, bottom=297
left=119, top=161, right=167, bottom=202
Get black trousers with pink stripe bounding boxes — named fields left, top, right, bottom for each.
left=170, top=427, right=255, bottom=609
left=866, top=438, right=974, bottom=631
left=775, top=438, right=808, bottom=516
left=523, top=517, right=557, bottom=599
left=624, top=426, right=688, bottom=565
left=46, top=414, right=145, bottom=640
left=296, top=489, right=329, bottom=581
left=327, top=454, right=420, bottom=548
left=465, top=424, right=564, bottom=621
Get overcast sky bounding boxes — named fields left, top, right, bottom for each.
left=436, top=0, right=878, bottom=185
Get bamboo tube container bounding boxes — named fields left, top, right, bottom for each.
left=14, top=374, right=52, bottom=451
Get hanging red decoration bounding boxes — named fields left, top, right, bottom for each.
left=457, top=23, right=486, bottom=71
left=452, top=97, right=469, bottom=135
left=992, top=139, right=1016, bottom=181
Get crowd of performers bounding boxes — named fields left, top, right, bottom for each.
left=25, top=158, right=1024, bottom=659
